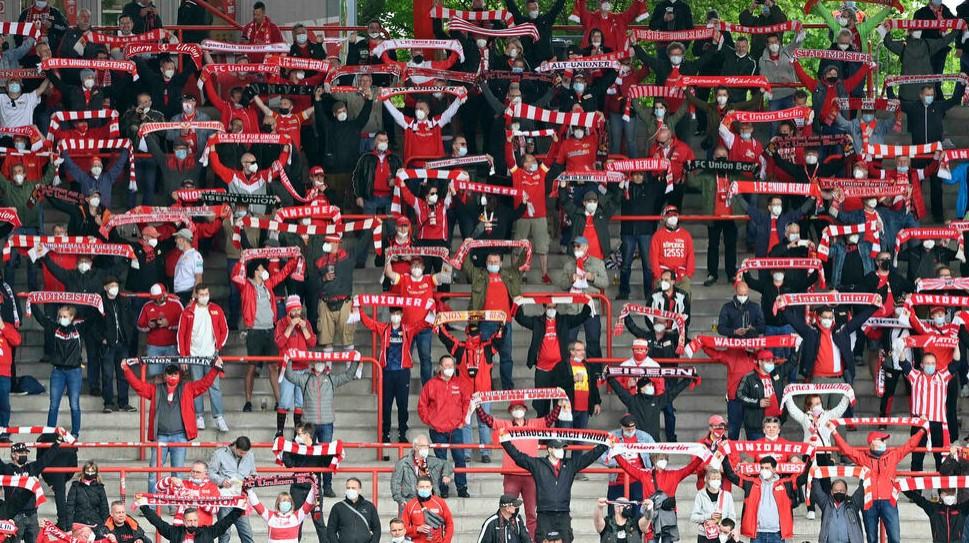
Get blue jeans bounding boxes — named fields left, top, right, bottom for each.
left=608, top=112, right=638, bottom=157
left=100, top=342, right=130, bottom=408
left=863, top=500, right=900, bottom=543
left=5, top=226, right=40, bottom=292
left=830, top=241, right=875, bottom=288
left=314, top=423, right=334, bottom=489
left=751, top=532, right=784, bottom=543
left=0, top=376, right=10, bottom=427
left=145, top=344, right=178, bottom=378
left=225, top=258, right=240, bottom=329
left=363, top=195, right=392, bottom=215
left=218, top=507, right=253, bottom=543
left=619, top=234, right=651, bottom=296
left=430, top=429, right=467, bottom=490
left=48, top=367, right=81, bottom=437
left=413, top=329, right=433, bottom=385
left=190, top=363, right=223, bottom=417
left=479, top=322, right=514, bottom=389
left=382, top=368, right=410, bottom=438
left=727, top=398, right=744, bottom=440
left=464, top=403, right=491, bottom=458
left=148, top=432, right=188, bottom=493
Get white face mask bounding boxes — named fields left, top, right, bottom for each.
left=837, top=42, right=850, bottom=50
left=546, top=308, right=557, bottom=319
left=898, top=166, right=909, bottom=174
left=59, top=316, right=71, bottom=327
left=414, top=109, right=428, bottom=121
left=924, top=240, right=936, bottom=250
left=708, top=479, right=722, bottom=491
left=666, top=216, right=679, bottom=228
left=476, top=38, right=488, bottom=49
left=246, top=163, right=259, bottom=174
left=107, top=286, right=119, bottom=298
left=641, top=384, right=655, bottom=396
left=441, top=367, right=455, bottom=378
left=260, top=270, right=270, bottom=281
left=601, top=1, right=612, bottom=10
left=659, top=280, right=671, bottom=291
left=8, top=83, right=21, bottom=95
left=811, top=405, right=824, bottom=416
left=376, top=141, right=389, bottom=152
left=313, top=362, right=326, bottom=373
left=12, top=174, right=24, bottom=185
left=805, top=154, right=819, bottom=165
left=669, top=55, right=683, bottom=65
left=760, top=469, right=773, bottom=480
left=933, top=316, right=946, bottom=327
left=847, top=234, right=860, bottom=244
left=197, top=295, right=209, bottom=305
left=654, top=459, right=668, bottom=470
left=78, top=261, right=91, bottom=273
left=574, top=248, right=586, bottom=259
left=740, top=131, right=753, bottom=140
left=163, top=69, right=175, bottom=79
left=773, top=272, right=784, bottom=282
left=768, top=43, right=781, bottom=54
left=90, top=166, right=103, bottom=177
left=837, top=16, right=849, bottom=26
left=716, top=95, right=728, bottom=106
left=911, top=30, right=923, bottom=39
left=345, top=489, right=359, bottom=501
left=820, top=317, right=834, bottom=329
left=788, top=233, right=800, bottom=243
left=736, top=295, right=748, bottom=304
left=508, top=49, right=519, bottom=58
left=528, top=9, right=540, bottom=18
left=427, top=194, right=439, bottom=205
left=769, top=205, right=782, bottom=217
left=390, top=314, right=402, bottom=326
left=487, top=263, right=501, bottom=274
left=584, top=202, right=597, bottom=214
left=456, top=146, right=468, bottom=157
left=182, top=102, right=195, bottom=114
left=417, top=447, right=429, bottom=459
left=526, top=162, right=538, bottom=172
left=147, top=238, right=158, bottom=248
left=622, top=429, right=636, bottom=438
left=573, top=129, right=585, bottom=139
left=321, top=242, right=334, bottom=253
left=550, top=448, right=565, bottom=460
left=511, top=409, right=526, bottom=419
left=83, top=78, right=95, bottom=90
left=411, top=267, right=424, bottom=279
left=336, top=111, right=348, bottom=122
left=943, top=495, right=957, bottom=506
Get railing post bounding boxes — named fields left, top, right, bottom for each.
left=139, top=364, right=147, bottom=461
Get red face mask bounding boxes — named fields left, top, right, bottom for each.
left=632, top=349, right=648, bottom=362
left=165, top=374, right=180, bottom=387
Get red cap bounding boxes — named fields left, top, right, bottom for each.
left=141, top=225, right=160, bottom=238
left=507, top=401, right=527, bottom=412
left=930, top=306, right=946, bottom=315
left=867, top=431, right=890, bottom=445
left=285, top=295, right=301, bottom=313
left=708, top=414, right=726, bottom=426
left=324, top=234, right=341, bottom=243
left=395, top=216, right=411, bottom=226
left=756, top=350, right=775, bottom=361
left=309, top=166, right=325, bottom=176
left=662, top=204, right=679, bottom=216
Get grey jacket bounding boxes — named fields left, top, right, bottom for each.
left=207, top=446, right=256, bottom=487
left=555, top=255, right=609, bottom=314
left=811, top=479, right=866, bottom=543
left=390, top=454, right=454, bottom=505
left=757, top=34, right=802, bottom=100
left=285, top=362, right=360, bottom=425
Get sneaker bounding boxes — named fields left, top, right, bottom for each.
left=806, top=510, right=816, bottom=520
left=196, top=415, right=206, bottom=430
left=215, top=416, right=229, bottom=433
left=102, top=406, right=114, bottom=414
left=703, top=275, right=718, bottom=287
left=542, top=274, right=553, bottom=285
left=480, top=455, right=492, bottom=464
left=120, top=405, right=137, bottom=413
left=457, top=487, right=470, bottom=498
left=242, top=402, right=252, bottom=413
left=397, top=434, right=409, bottom=443
left=440, top=487, right=450, bottom=499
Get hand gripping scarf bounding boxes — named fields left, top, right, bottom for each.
left=372, top=39, right=465, bottom=63
left=25, top=238, right=136, bottom=267
left=466, top=387, right=569, bottom=423
left=428, top=5, right=514, bottom=24
left=24, top=291, right=104, bottom=318
left=681, top=75, right=772, bottom=91
left=377, top=86, right=468, bottom=102
left=781, top=383, right=856, bottom=407
left=98, top=208, right=193, bottom=239
left=425, top=154, right=494, bottom=172
left=42, top=58, right=137, bottom=80
left=727, top=181, right=820, bottom=205
left=610, top=441, right=713, bottom=462
left=324, top=64, right=403, bottom=85
left=56, top=138, right=135, bottom=189
left=904, top=334, right=960, bottom=350
left=453, top=180, right=519, bottom=198
left=512, top=294, right=595, bottom=315
left=882, top=75, right=969, bottom=106
left=128, top=356, right=216, bottom=368
left=793, top=49, right=873, bottom=64
left=433, top=310, right=508, bottom=328
left=613, top=303, right=686, bottom=336
left=817, top=221, right=882, bottom=261
left=352, top=294, right=435, bottom=321
left=449, top=239, right=532, bottom=271
left=895, top=227, right=963, bottom=264
left=403, top=66, right=480, bottom=85
left=916, top=277, right=969, bottom=292
left=736, top=258, right=826, bottom=289
left=448, top=17, right=540, bottom=42
left=715, top=440, right=816, bottom=464
left=684, top=334, right=799, bottom=357
left=830, top=416, right=929, bottom=430
left=47, top=109, right=120, bottom=141
left=772, top=292, right=880, bottom=315
left=124, top=42, right=203, bottom=69
left=865, top=141, right=946, bottom=160
left=272, top=436, right=345, bottom=467
left=836, top=97, right=901, bottom=112
left=176, top=188, right=281, bottom=206
left=622, top=85, right=684, bottom=121
left=390, top=168, right=468, bottom=215
left=500, top=427, right=612, bottom=446
left=265, top=55, right=331, bottom=73
left=230, top=217, right=339, bottom=249
left=280, top=349, right=362, bottom=383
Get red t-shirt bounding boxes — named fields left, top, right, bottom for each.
left=536, top=318, right=560, bottom=371
left=483, top=273, right=512, bottom=316
left=760, top=372, right=782, bottom=416
left=396, top=274, right=436, bottom=328
left=581, top=216, right=604, bottom=259
left=512, top=165, right=548, bottom=218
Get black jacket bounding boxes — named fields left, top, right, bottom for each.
left=105, top=515, right=149, bottom=543
left=900, top=83, right=966, bottom=145
left=783, top=305, right=877, bottom=381
left=506, top=0, right=566, bottom=64
left=904, top=489, right=969, bottom=543
left=134, top=58, right=197, bottom=119
left=315, top=96, right=374, bottom=173
left=649, top=0, right=695, bottom=35
left=620, top=180, right=662, bottom=236
left=477, top=511, right=531, bottom=543
left=66, top=479, right=109, bottom=528
left=623, top=316, right=680, bottom=359
left=33, top=310, right=96, bottom=369
left=352, top=151, right=404, bottom=201
left=501, top=441, right=609, bottom=512
left=175, top=0, right=211, bottom=43
left=326, top=497, right=381, bottom=543
left=738, top=4, right=788, bottom=58
left=737, top=359, right=795, bottom=430
left=743, top=272, right=813, bottom=327
left=608, top=377, right=690, bottom=439
left=99, top=294, right=135, bottom=346
left=43, top=255, right=126, bottom=317
left=0, top=441, right=60, bottom=513
left=717, top=298, right=766, bottom=338
left=141, top=505, right=242, bottom=543
left=515, top=306, right=592, bottom=377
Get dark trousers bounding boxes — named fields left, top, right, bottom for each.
left=534, top=368, right=556, bottom=417
left=706, top=221, right=738, bottom=280
left=100, top=342, right=130, bottom=408
left=536, top=511, right=573, bottom=543
left=619, top=234, right=651, bottom=297
left=568, top=316, right=602, bottom=361
left=430, top=428, right=466, bottom=490
left=49, top=477, right=69, bottom=530
left=84, top=334, right=101, bottom=392
left=910, top=421, right=946, bottom=472
left=381, top=368, right=410, bottom=439
left=245, top=329, right=276, bottom=357
left=225, top=258, right=241, bottom=329
left=13, top=510, right=38, bottom=543
left=879, top=368, right=903, bottom=417
left=290, top=483, right=328, bottom=542
left=727, top=398, right=744, bottom=440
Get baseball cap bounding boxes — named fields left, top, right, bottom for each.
left=708, top=414, right=726, bottom=426
left=499, top=493, right=523, bottom=507
left=285, top=295, right=301, bottom=313
left=867, top=431, right=890, bottom=445
left=149, top=283, right=166, bottom=297
left=309, top=166, right=325, bottom=176
left=11, top=442, right=28, bottom=453
left=756, top=350, right=775, bottom=361
left=547, top=439, right=567, bottom=449
left=175, top=228, right=193, bottom=241
left=573, top=236, right=589, bottom=246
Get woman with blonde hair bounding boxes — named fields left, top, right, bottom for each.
left=247, top=479, right=318, bottom=542
left=66, top=460, right=109, bottom=529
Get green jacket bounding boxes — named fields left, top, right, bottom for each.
left=686, top=169, right=744, bottom=215
left=467, top=252, right=525, bottom=311
left=813, top=4, right=892, bottom=46
left=0, top=164, right=55, bottom=229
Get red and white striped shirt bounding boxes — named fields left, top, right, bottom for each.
left=906, top=369, right=952, bottom=422
left=249, top=488, right=315, bottom=543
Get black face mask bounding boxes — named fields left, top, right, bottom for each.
left=832, top=492, right=847, bottom=502
left=878, top=260, right=890, bottom=271
left=13, top=454, right=27, bottom=465
left=826, top=76, right=839, bottom=84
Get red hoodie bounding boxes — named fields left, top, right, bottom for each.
left=833, top=428, right=925, bottom=505
left=417, top=374, right=471, bottom=433
left=0, top=324, right=22, bottom=378
left=649, top=226, right=695, bottom=278
left=359, top=310, right=425, bottom=370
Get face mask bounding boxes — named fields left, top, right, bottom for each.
left=837, top=43, right=850, bottom=51
left=528, top=9, right=540, bottom=18
left=14, top=141, right=25, bottom=152
left=769, top=205, right=782, bottom=216
left=924, top=240, right=936, bottom=250
left=279, top=108, right=292, bottom=116
left=313, top=362, right=326, bottom=373
left=762, top=362, right=775, bottom=373
left=788, top=233, right=800, bottom=243
left=512, top=66, right=525, bottom=74
left=35, top=0, right=47, bottom=7
left=197, top=295, right=209, bottom=305
left=160, top=68, right=175, bottom=79
left=832, top=492, right=847, bottom=502
left=853, top=168, right=868, bottom=179
left=862, top=113, right=875, bottom=122
left=526, top=162, right=539, bottom=172
left=659, top=280, right=671, bottom=291
left=376, top=141, right=388, bottom=152
left=83, top=78, right=95, bottom=90
left=574, top=248, right=586, bottom=259
left=622, top=429, right=636, bottom=438
left=573, top=129, right=585, bottom=139
left=736, top=295, right=748, bottom=304
left=924, top=364, right=937, bottom=375
left=246, top=163, right=259, bottom=174
left=476, top=38, right=488, bottom=49
left=897, top=166, right=909, bottom=174
left=811, top=405, right=824, bottom=416
left=456, top=146, right=468, bottom=157
left=512, top=409, right=526, bottom=419
left=584, top=202, right=598, bottom=214
left=106, top=285, right=119, bottom=298
left=427, top=194, right=438, bottom=205
left=654, top=108, right=666, bottom=119
left=147, top=238, right=158, bottom=248
left=669, top=55, right=683, bottom=65
left=923, top=95, right=935, bottom=106
left=740, top=131, right=753, bottom=140
left=641, top=384, right=655, bottom=396
left=182, top=102, right=195, bottom=114
left=12, top=174, right=25, bottom=185
left=872, top=443, right=887, bottom=453
left=760, top=469, right=773, bottom=480
left=369, top=31, right=381, bottom=39
left=90, top=166, right=103, bottom=177
left=278, top=501, right=293, bottom=513
left=84, top=472, right=96, bottom=480
left=13, top=454, right=27, bottom=465
left=486, top=263, right=501, bottom=274
left=414, top=109, right=428, bottom=121
left=392, top=538, right=407, bottom=543
left=708, top=479, right=722, bottom=491
left=546, top=308, right=557, bottom=319
left=174, top=149, right=188, bottom=160
left=8, top=83, right=21, bottom=95
left=390, top=314, right=402, bottom=326
left=336, top=111, right=348, bottom=122
left=666, top=216, right=679, bottom=229
left=550, top=448, right=565, bottom=460
left=805, top=154, right=818, bottom=165
left=442, top=367, right=455, bottom=378
left=59, top=316, right=71, bottom=327
left=260, top=270, right=271, bottom=281
left=165, top=374, right=180, bottom=387
left=345, top=489, right=359, bottom=501
left=575, top=82, right=590, bottom=96
left=654, top=459, right=668, bottom=470
left=773, top=272, right=785, bottom=282
left=417, top=447, right=429, bottom=459
left=655, top=321, right=668, bottom=334
left=768, top=43, right=781, bottom=54
left=716, top=95, right=728, bottom=106
left=508, top=49, right=519, bottom=58
left=78, top=261, right=92, bottom=273
left=847, top=234, right=860, bottom=244
left=911, top=30, right=923, bottom=39
left=417, top=488, right=432, bottom=499
left=820, top=318, right=835, bottom=329
left=719, top=535, right=731, bottom=543
left=943, top=495, right=958, bottom=506
left=411, top=267, right=424, bottom=279
left=295, top=33, right=308, bottom=44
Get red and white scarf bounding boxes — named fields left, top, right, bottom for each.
left=727, top=181, right=819, bottom=203
left=718, top=20, right=802, bottom=34
left=428, top=5, right=514, bottom=24
left=377, top=85, right=468, bottom=102
left=865, top=141, right=945, bottom=158
left=896, top=227, right=962, bottom=260
left=265, top=55, right=331, bottom=73
left=534, top=59, right=620, bottom=73
left=433, top=310, right=508, bottom=327
left=199, top=132, right=291, bottom=165
left=24, top=291, right=104, bottom=318
left=726, top=106, right=811, bottom=124
left=622, top=85, right=685, bottom=121
left=27, top=239, right=135, bottom=264
left=0, top=208, right=21, bottom=230
left=0, top=425, right=74, bottom=442
left=737, top=258, right=826, bottom=288
left=232, top=246, right=306, bottom=283
left=404, top=66, right=480, bottom=85
left=883, top=75, right=969, bottom=104
left=907, top=293, right=969, bottom=308
left=885, top=18, right=967, bottom=30
left=242, top=474, right=313, bottom=489
left=681, top=75, right=772, bottom=91
left=611, top=441, right=713, bottom=461
left=448, top=17, right=540, bottom=42
left=231, top=217, right=336, bottom=248
left=271, top=204, right=341, bottom=223
left=2, top=235, right=90, bottom=262
left=793, top=49, right=873, bottom=63
left=817, top=221, right=881, bottom=261
left=272, top=436, right=345, bottom=467
left=500, top=427, right=611, bottom=446
left=84, top=28, right=169, bottom=45
left=603, top=365, right=698, bottom=379
left=466, top=388, right=569, bottom=423
left=196, top=63, right=280, bottom=90
left=0, top=68, right=44, bottom=80
left=0, top=22, right=40, bottom=40
left=425, top=154, right=494, bottom=171
left=557, top=171, right=627, bottom=185
left=283, top=349, right=361, bottom=363
left=0, top=476, right=46, bottom=507
left=98, top=208, right=193, bottom=239
left=137, top=121, right=224, bottom=139
left=138, top=493, right=246, bottom=508
left=42, top=58, right=137, bottom=79
left=606, top=158, right=670, bottom=173
left=717, top=440, right=816, bottom=461
left=48, top=109, right=120, bottom=141
left=781, top=383, right=856, bottom=407
left=390, top=168, right=468, bottom=215
left=737, top=463, right=805, bottom=476
left=895, top=475, right=969, bottom=492
left=56, top=138, right=135, bottom=189
left=809, top=466, right=873, bottom=508
left=353, top=294, right=435, bottom=314
left=613, top=304, right=686, bottom=352
left=453, top=180, right=519, bottom=197
left=449, top=239, right=532, bottom=271
left=324, top=64, right=403, bottom=85
left=124, top=42, right=203, bottom=69
left=905, top=334, right=960, bottom=350
left=830, top=416, right=928, bottom=429
left=684, top=334, right=799, bottom=357
left=513, top=294, right=593, bottom=312
left=773, top=292, right=880, bottom=315
left=384, top=246, right=451, bottom=262
left=200, top=39, right=289, bottom=54
left=504, top=102, right=601, bottom=128
left=916, top=277, right=969, bottom=292
left=372, top=39, right=465, bottom=62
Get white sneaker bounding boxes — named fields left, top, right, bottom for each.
left=215, top=416, right=229, bottom=433
left=196, top=415, right=205, bottom=430
left=806, top=510, right=816, bottom=520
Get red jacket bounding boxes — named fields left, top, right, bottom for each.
left=156, top=476, right=221, bottom=526
left=122, top=363, right=219, bottom=441
left=359, top=310, right=425, bottom=370
left=0, top=324, right=22, bottom=378
left=649, top=226, right=695, bottom=279
left=833, top=428, right=925, bottom=506
left=137, top=298, right=184, bottom=347
left=233, top=257, right=298, bottom=329
left=417, top=374, right=471, bottom=433
left=615, top=454, right=703, bottom=499
left=274, top=315, right=318, bottom=370
left=176, top=302, right=229, bottom=356
left=402, top=495, right=453, bottom=543
left=648, top=139, right=695, bottom=183
left=738, top=475, right=796, bottom=539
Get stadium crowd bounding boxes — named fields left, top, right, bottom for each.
left=0, top=0, right=966, bottom=541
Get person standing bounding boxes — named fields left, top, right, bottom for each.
left=138, top=500, right=243, bottom=543
left=176, top=284, right=230, bottom=433
left=208, top=436, right=256, bottom=543
left=1, top=436, right=63, bottom=542
left=273, top=295, right=316, bottom=437
left=137, top=284, right=184, bottom=377
left=99, top=277, right=135, bottom=414
left=391, top=435, right=454, bottom=511
left=401, top=476, right=453, bottom=543
left=326, top=477, right=381, bottom=543
left=477, top=494, right=531, bottom=543
left=239, top=1, right=283, bottom=63
left=417, top=356, right=471, bottom=498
